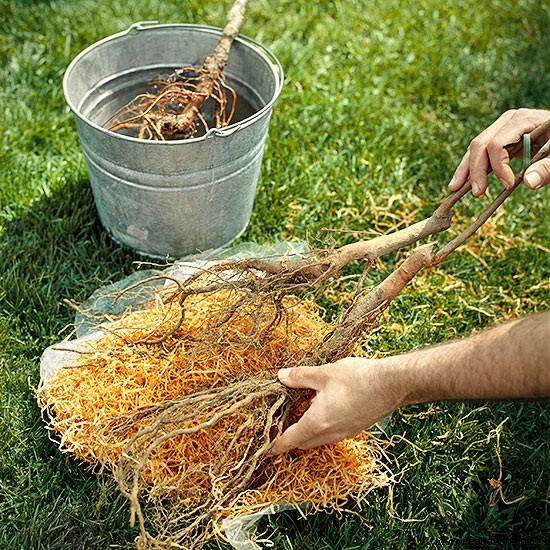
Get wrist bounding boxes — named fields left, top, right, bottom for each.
left=376, top=348, right=437, bottom=409
left=370, top=355, right=416, bottom=411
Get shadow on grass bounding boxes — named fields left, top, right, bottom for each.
left=0, top=177, right=141, bottom=353
left=0, top=177, right=142, bottom=549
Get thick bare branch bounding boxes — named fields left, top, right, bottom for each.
left=305, top=243, right=438, bottom=364
left=223, top=122, right=550, bottom=285
left=162, top=0, right=248, bottom=135
left=243, top=210, right=451, bottom=283
left=107, top=0, right=248, bottom=139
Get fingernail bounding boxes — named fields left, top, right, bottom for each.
left=278, top=368, right=291, bottom=380
left=448, top=176, right=456, bottom=188
left=524, top=171, right=542, bottom=189
left=471, top=181, right=481, bottom=195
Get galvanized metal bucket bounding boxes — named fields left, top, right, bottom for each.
left=63, top=22, right=283, bottom=258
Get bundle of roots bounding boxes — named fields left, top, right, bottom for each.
left=106, top=68, right=237, bottom=140
left=38, top=285, right=390, bottom=548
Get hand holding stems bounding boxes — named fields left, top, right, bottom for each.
left=270, top=110, right=550, bottom=456
left=270, top=312, right=550, bottom=455
left=449, top=108, right=550, bottom=196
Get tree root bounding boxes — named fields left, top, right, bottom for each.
left=100, top=378, right=291, bottom=547
left=106, top=0, right=248, bottom=140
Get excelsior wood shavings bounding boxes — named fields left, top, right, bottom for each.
left=38, top=288, right=389, bottom=548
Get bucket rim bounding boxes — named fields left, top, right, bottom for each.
left=63, top=23, right=284, bottom=144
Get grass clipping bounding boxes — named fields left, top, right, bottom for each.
left=38, top=283, right=390, bottom=548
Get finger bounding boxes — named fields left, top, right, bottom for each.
left=448, top=151, right=470, bottom=190
left=467, top=143, right=490, bottom=196
left=486, top=139, right=515, bottom=189
left=485, top=112, right=547, bottom=189
left=467, top=110, right=518, bottom=195
left=495, top=109, right=550, bottom=158
left=524, top=158, right=550, bottom=190
left=269, top=408, right=323, bottom=455
left=287, top=429, right=355, bottom=451
left=485, top=109, right=550, bottom=188
left=277, top=365, right=327, bottom=392
left=449, top=111, right=516, bottom=193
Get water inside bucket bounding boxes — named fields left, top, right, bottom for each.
left=81, top=66, right=258, bottom=139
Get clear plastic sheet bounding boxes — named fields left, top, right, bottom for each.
left=222, top=503, right=303, bottom=549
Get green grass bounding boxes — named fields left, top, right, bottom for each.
left=1, top=0, right=549, bottom=548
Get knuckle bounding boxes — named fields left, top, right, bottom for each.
left=316, top=415, right=332, bottom=435
left=513, top=107, right=529, bottom=118
left=486, top=139, right=504, bottom=154
left=288, top=366, right=316, bottom=384
left=469, top=135, right=486, bottom=151
left=286, top=366, right=304, bottom=382
left=312, top=364, right=329, bottom=381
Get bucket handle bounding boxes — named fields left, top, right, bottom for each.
left=205, top=125, right=243, bottom=138
left=125, top=21, right=160, bottom=34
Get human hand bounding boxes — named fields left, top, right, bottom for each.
left=269, top=357, right=403, bottom=455
left=448, top=108, right=550, bottom=196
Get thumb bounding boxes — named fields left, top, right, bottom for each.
left=524, top=158, right=550, bottom=190
left=277, top=365, right=326, bottom=391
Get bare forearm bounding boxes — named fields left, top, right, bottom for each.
left=391, top=312, right=550, bottom=407
left=271, top=312, right=549, bottom=455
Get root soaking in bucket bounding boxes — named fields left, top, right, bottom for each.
left=106, top=0, right=248, bottom=140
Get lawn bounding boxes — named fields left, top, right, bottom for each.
left=0, top=0, right=549, bottom=548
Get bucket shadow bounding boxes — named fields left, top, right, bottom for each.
left=0, top=177, right=141, bottom=346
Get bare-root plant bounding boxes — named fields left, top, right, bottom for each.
left=43, top=123, right=550, bottom=548
left=111, top=123, right=550, bottom=546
